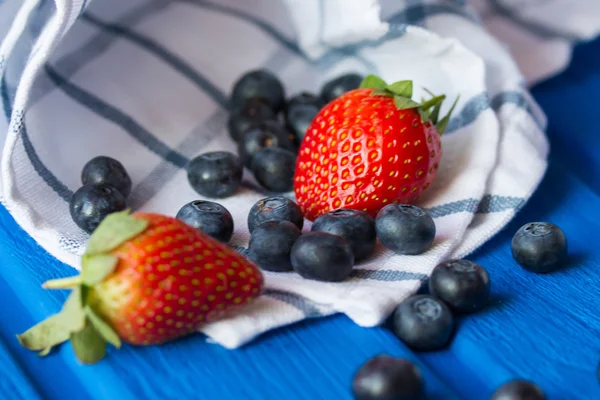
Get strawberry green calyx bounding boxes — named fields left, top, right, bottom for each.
left=17, top=210, right=148, bottom=364
left=359, top=74, right=460, bottom=135
left=17, top=288, right=86, bottom=356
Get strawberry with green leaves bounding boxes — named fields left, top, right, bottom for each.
left=17, top=211, right=264, bottom=364
left=294, top=75, right=458, bottom=221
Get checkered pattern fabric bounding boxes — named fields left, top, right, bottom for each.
left=1, top=0, right=598, bottom=348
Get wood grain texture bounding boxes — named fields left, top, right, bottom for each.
left=0, top=337, right=42, bottom=400
left=0, top=212, right=461, bottom=400
left=0, top=38, right=598, bottom=400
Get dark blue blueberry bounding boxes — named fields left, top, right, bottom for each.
left=311, top=209, right=376, bottom=261
left=375, top=204, right=436, bottom=255
left=284, top=92, right=323, bottom=116
left=187, top=152, right=243, bottom=199
left=250, top=148, right=296, bottom=193
left=81, top=156, right=132, bottom=198
left=491, top=380, right=545, bottom=400
left=70, top=184, right=127, bottom=234
left=230, top=69, right=285, bottom=111
left=320, top=73, right=363, bottom=104
left=291, top=232, right=354, bottom=282
left=248, top=197, right=304, bottom=233
left=227, top=100, right=277, bottom=143
left=428, top=259, right=490, bottom=313
left=511, top=222, right=567, bottom=273
left=352, top=355, right=423, bottom=400
left=284, top=92, right=323, bottom=143
left=248, top=220, right=301, bottom=272
left=176, top=200, right=233, bottom=243
left=238, top=120, right=297, bottom=168
left=392, top=295, right=454, bottom=351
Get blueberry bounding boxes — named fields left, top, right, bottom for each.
left=284, top=92, right=323, bottom=116
left=230, top=69, right=285, bottom=111
left=227, top=100, right=277, bottom=143
left=187, top=152, right=243, bottom=198
left=392, top=295, right=454, bottom=351
left=320, top=73, right=363, bottom=104
left=352, top=355, right=423, bottom=400
left=375, top=204, right=436, bottom=255
left=70, top=184, right=127, bottom=233
left=284, top=92, right=323, bottom=143
left=250, top=148, right=296, bottom=193
left=248, top=220, right=301, bottom=272
left=238, top=120, right=297, bottom=168
left=491, top=380, right=545, bottom=400
left=428, top=259, right=490, bottom=313
left=248, top=197, right=304, bottom=233
left=511, top=222, right=567, bottom=273
left=291, top=232, right=354, bottom=282
left=311, top=209, right=376, bottom=261
left=176, top=200, right=234, bottom=242
left=81, top=156, right=132, bottom=198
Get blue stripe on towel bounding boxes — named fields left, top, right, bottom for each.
left=1, top=75, right=73, bottom=200
left=350, top=269, right=428, bottom=282
left=488, top=0, right=577, bottom=41
left=179, top=0, right=302, bottom=56
left=265, top=290, right=323, bottom=318
left=446, top=91, right=544, bottom=133
left=80, top=12, right=229, bottom=109
left=44, top=64, right=190, bottom=168
left=388, top=2, right=478, bottom=26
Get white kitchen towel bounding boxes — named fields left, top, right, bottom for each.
left=0, top=0, right=598, bottom=349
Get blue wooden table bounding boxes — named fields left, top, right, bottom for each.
left=1, top=38, right=600, bottom=400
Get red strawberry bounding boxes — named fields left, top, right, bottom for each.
left=18, top=211, right=264, bottom=363
left=294, top=75, right=458, bottom=221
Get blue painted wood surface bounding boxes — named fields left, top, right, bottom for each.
left=1, top=38, right=599, bottom=400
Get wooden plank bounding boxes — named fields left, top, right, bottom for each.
left=0, top=206, right=461, bottom=400
left=414, top=37, right=600, bottom=399
left=0, top=214, right=137, bottom=400
left=0, top=337, right=42, bottom=400
left=420, top=165, right=600, bottom=399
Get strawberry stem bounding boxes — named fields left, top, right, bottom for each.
left=18, top=211, right=151, bottom=364
left=43, top=276, right=83, bottom=289
left=360, top=75, right=460, bottom=132
left=436, top=95, right=460, bottom=135
left=423, top=87, right=436, bottom=97
left=420, top=95, right=446, bottom=112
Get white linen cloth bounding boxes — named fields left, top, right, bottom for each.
left=1, top=0, right=598, bottom=348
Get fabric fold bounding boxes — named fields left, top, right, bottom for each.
left=0, top=0, right=598, bottom=348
